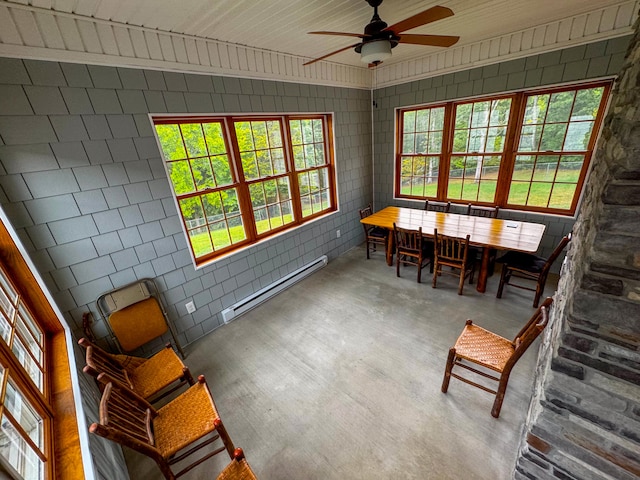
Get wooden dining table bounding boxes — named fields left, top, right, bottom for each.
left=360, top=206, right=546, bottom=293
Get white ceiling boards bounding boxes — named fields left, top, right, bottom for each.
left=0, top=0, right=637, bottom=88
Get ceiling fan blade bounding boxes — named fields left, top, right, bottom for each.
left=303, top=43, right=361, bottom=66
left=309, top=31, right=366, bottom=38
left=398, top=34, right=460, bottom=48
left=384, top=5, right=454, bottom=34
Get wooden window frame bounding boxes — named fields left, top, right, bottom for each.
left=153, top=114, right=337, bottom=266
left=0, top=219, right=84, bottom=480
left=395, top=80, right=612, bottom=215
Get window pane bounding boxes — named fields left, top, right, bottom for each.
left=539, top=123, right=567, bottom=151
left=447, top=155, right=499, bottom=202
left=546, top=91, right=575, bottom=123
left=512, top=155, right=535, bottom=181
left=155, top=124, right=187, bottom=160
left=209, top=221, right=232, bottom=250
left=528, top=182, right=553, bottom=207
left=572, top=87, right=604, bottom=119
left=430, top=107, right=445, bottom=130
left=403, top=111, right=416, bottom=132
left=564, top=121, right=594, bottom=151
left=211, top=155, right=233, bottom=186
left=523, top=94, right=549, bottom=125
left=180, top=124, right=207, bottom=158
left=241, top=152, right=259, bottom=180
left=0, top=271, right=18, bottom=310
left=518, top=125, right=542, bottom=152
left=428, top=131, right=443, bottom=154
left=203, top=123, right=227, bottom=155
left=507, top=181, right=532, bottom=205
left=471, top=102, right=490, bottom=127
left=559, top=155, right=584, bottom=182
left=549, top=183, right=578, bottom=209
left=416, top=109, right=429, bottom=131
left=168, top=161, right=195, bottom=195
left=16, top=313, right=43, bottom=363
left=402, top=134, right=415, bottom=154
left=0, top=418, right=44, bottom=480
left=532, top=156, right=559, bottom=182
left=12, top=338, right=43, bottom=390
left=188, top=226, right=213, bottom=256
left=0, top=313, right=11, bottom=344
left=191, top=158, right=215, bottom=191
left=4, top=379, right=43, bottom=449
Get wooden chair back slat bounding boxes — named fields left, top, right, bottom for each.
left=466, top=204, right=499, bottom=218
left=424, top=200, right=451, bottom=212
left=85, top=345, right=131, bottom=387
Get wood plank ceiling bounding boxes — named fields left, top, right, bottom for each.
left=0, top=0, right=637, bottom=88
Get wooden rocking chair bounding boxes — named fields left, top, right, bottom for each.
left=79, top=337, right=193, bottom=403
left=90, top=375, right=237, bottom=479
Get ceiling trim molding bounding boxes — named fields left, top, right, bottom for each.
left=0, top=1, right=372, bottom=89
left=373, top=0, right=638, bottom=89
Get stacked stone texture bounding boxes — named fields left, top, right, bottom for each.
left=514, top=17, right=640, bottom=480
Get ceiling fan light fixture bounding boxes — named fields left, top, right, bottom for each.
left=360, top=40, right=392, bottom=64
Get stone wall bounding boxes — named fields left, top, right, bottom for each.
left=514, top=18, right=640, bottom=480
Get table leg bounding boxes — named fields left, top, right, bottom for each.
left=386, top=231, right=394, bottom=266
left=476, top=247, right=489, bottom=293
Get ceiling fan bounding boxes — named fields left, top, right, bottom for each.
left=303, top=1, right=460, bottom=67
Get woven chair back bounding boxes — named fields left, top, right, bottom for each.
left=434, top=229, right=470, bottom=266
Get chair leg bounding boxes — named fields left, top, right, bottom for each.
left=533, top=279, right=545, bottom=308
left=457, top=267, right=465, bottom=295
left=432, top=262, right=438, bottom=288
left=441, top=348, right=456, bottom=393
left=366, top=240, right=370, bottom=259
left=496, top=265, right=509, bottom=298
left=396, top=254, right=401, bottom=277
left=491, top=374, right=510, bottom=418
left=417, top=256, right=422, bottom=284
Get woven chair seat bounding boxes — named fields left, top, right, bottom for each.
left=154, top=382, right=220, bottom=457
left=453, top=324, right=514, bottom=372
left=129, top=347, right=187, bottom=399
left=217, top=457, right=258, bottom=480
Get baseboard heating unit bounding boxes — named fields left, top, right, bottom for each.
left=221, top=255, right=328, bottom=324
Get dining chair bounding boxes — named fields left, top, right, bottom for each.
left=424, top=200, right=451, bottom=212
left=466, top=204, right=499, bottom=218
left=466, top=204, right=500, bottom=276
left=393, top=223, right=431, bottom=283
left=359, top=203, right=389, bottom=259
left=90, top=374, right=236, bottom=480
left=96, top=278, right=185, bottom=358
left=496, top=233, right=571, bottom=307
left=79, top=337, right=194, bottom=403
left=432, top=229, right=475, bottom=295
left=441, top=297, right=553, bottom=417
left=217, top=448, right=258, bottom=480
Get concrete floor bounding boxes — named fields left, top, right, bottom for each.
left=125, top=245, right=556, bottom=479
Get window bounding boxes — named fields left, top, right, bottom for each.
left=153, top=114, right=336, bottom=265
left=395, top=81, right=611, bottom=215
left=0, top=266, right=50, bottom=480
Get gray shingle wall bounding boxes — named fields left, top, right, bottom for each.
left=372, top=36, right=631, bottom=269
left=0, top=59, right=373, bottom=339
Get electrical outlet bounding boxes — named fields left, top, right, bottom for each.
left=185, top=301, right=196, bottom=314
left=336, top=229, right=341, bottom=238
